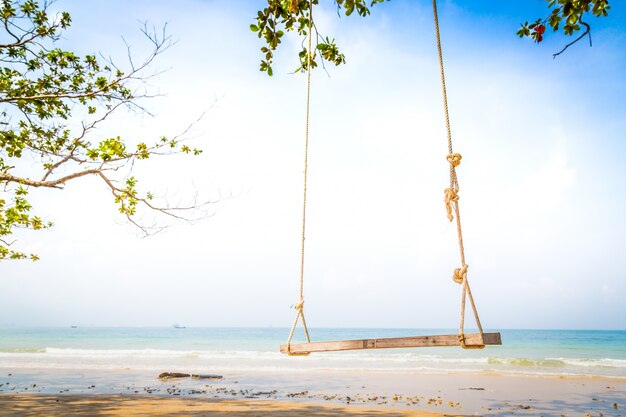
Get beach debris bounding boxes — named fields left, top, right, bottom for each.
left=191, top=374, right=223, bottom=380
left=446, top=400, right=462, bottom=409
left=158, top=372, right=223, bottom=380
left=286, top=391, right=309, bottom=398
left=189, top=389, right=207, bottom=394
left=159, top=372, right=191, bottom=379
left=405, top=395, right=420, bottom=405
left=427, top=396, right=443, bottom=406
left=166, top=386, right=182, bottom=395
left=252, top=390, right=277, bottom=397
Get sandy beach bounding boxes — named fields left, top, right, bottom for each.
left=0, top=395, right=449, bottom=417
left=1, top=369, right=624, bottom=416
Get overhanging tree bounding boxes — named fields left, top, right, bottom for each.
left=251, top=0, right=386, bottom=76
left=251, top=0, right=611, bottom=75
left=0, top=0, right=205, bottom=261
left=517, top=0, right=610, bottom=57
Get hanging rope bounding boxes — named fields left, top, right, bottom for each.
left=432, top=0, right=485, bottom=349
left=286, top=0, right=314, bottom=356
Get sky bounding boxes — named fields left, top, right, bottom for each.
left=1, top=0, right=625, bottom=330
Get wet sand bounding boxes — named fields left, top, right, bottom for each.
left=0, top=395, right=446, bottom=416
left=1, top=370, right=625, bottom=416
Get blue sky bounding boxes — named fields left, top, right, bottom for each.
left=1, top=0, right=625, bottom=329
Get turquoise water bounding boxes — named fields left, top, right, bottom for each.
left=1, top=327, right=625, bottom=378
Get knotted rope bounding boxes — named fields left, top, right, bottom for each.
left=443, top=187, right=458, bottom=222
left=452, top=264, right=468, bottom=285
left=286, top=0, right=314, bottom=356
left=446, top=152, right=462, bottom=168
left=433, top=0, right=484, bottom=349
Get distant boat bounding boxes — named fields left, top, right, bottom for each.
left=173, top=324, right=186, bottom=329
left=70, top=325, right=77, bottom=328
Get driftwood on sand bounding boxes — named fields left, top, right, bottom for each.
left=158, top=372, right=223, bottom=380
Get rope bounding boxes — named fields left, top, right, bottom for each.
left=433, top=0, right=455, bottom=189
left=433, top=0, right=484, bottom=349
left=286, top=0, right=314, bottom=355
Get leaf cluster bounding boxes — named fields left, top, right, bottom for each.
left=0, top=186, right=51, bottom=260
left=517, top=0, right=610, bottom=42
left=251, top=0, right=386, bottom=76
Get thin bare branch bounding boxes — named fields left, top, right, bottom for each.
left=553, top=20, right=592, bottom=58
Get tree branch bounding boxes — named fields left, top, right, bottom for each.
left=1, top=168, right=105, bottom=188
left=40, top=101, right=127, bottom=181
left=0, top=87, right=121, bottom=103
left=553, top=20, right=592, bottom=58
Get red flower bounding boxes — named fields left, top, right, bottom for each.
left=534, top=24, right=546, bottom=42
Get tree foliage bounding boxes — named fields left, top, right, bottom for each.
left=517, top=0, right=610, bottom=57
left=252, top=1, right=612, bottom=75
left=250, top=0, right=387, bottom=76
left=0, top=0, right=204, bottom=261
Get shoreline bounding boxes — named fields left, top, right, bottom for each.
left=3, top=328, right=626, bottom=382
left=1, top=368, right=624, bottom=416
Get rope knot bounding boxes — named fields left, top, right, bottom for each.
left=452, top=264, right=468, bottom=284
left=443, top=187, right=458, bottom=222
left=293, top=300, right=304, bottom=312
left=446, top=153, right=462, bottom=167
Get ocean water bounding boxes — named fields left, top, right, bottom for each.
left=1, top=327, right=625, bottom=379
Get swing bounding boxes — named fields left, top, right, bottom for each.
left=280, top=0, right=502, bottom=356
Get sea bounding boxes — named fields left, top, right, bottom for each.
left=1, top=327, right=625, bottom=379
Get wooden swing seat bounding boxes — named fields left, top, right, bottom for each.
left=280, top=332, right=501, bottom=355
